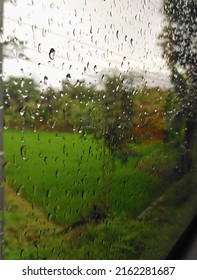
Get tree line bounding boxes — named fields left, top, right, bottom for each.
left=4, top=73, right=135, bottom=152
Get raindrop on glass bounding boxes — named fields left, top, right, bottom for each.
left=66, top=73, right=71, bottom=81
left=18, top=17, right=22, bottom=26
left=44, top=75, right=48, bottom=85
left=20, top=249, right=24, bottom=258
left=20, top=145, right=26, bottom=159
left=116, top=30, right=119, bottom=39
left=55, top=169, right=60, bottom=178
left=38, top=43, right=42, bottom=53
left=42, top=28, right=47, bottom=37
left=48, top=213, right=52, bottom=221
left=44, top=156, right=48, bottom=164
left=16, top=185, right=24, bottom=196
left=48, top=18, right=53, bottom=26
left=49, top=48, right=55, bottom=60
left=10, top=0, right=17, bottom=6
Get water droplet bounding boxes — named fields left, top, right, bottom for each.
left=19, top=108, right=25, bottom=116
left=20, top=249, right=24, bottom=258
left=20, top=145, right=26, bottom=159
left=36, top=100, right=41, bottom=109
left=65, top=190, right=70, bottom=196
left=32, top=24, right=37, bottom=32
left=116, top=30, right=119, bottom=39
left=13, top=36, right=20, bottom=46
left=16, top=185, right=24, bottom=195
left=13, top=154, right=16, bottom=165
left=74, top=80, right=80, bottom=88
left=27, top=0, right=34, bottom=6
left=33, top=240, right=39, bottom=249
left=66, top=73, right=71, bottom=81
left=81, top=191, right=86, bottom=199
left=32, top=184, right=36, bottom=194
left=44, top=75, right=48, bottom=85
left=38, top=43, right=42, bottom=53
left=18, top=17, right=22, bottom=26
left=47, top=213, right=52, bottom=221
left=44, top=156, right=48, bottom=164
left=3, top=161, right=9, bottom=170
left=49, top=48, right=55, bottom=60
left=55, top=169, right=60, bottom=178
left=46, top=189, right=51, bottom=197
left=42, top=28, right=47, bottom=37
left=48, top=18, right=53, bottom=26
left=62, top=144, right=66, bottom=154
left=10, top=0, right=17, bottom=6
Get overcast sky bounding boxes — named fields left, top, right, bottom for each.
left=3, top=0, right=170, bottom=88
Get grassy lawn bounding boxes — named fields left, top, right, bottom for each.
left=4, top=130, right=197, bottom=260
left=4, top=130, right=162, bottom=226
left=4, top=184, right=64, bottom=259
left=5, top=171, right=197, bottom=260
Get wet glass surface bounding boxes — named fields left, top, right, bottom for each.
left=0, top=0, right=197, bottom=259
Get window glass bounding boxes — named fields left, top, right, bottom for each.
left=1, top=0, right=197, bottom=259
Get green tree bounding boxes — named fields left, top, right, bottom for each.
left=4, top=77, right=68, bottom=130
left=61, top=79, right=97, bottom=133
left=64, top=73, right=134, bottom=155
left=95, top=72, right=134, bottom=211
left=99, top=73, right=134, bottom=154
left=4, top=77, right=41, bottom=128
left=160, top=0, right=197, bottom=169
left=38, top=86, right=61, bottom=129
left=63, top=72, right=134, bottom=212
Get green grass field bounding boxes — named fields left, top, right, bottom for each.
left=4, top=130, right=197, bottom=260
left=4, top=130, right=162, bottom=227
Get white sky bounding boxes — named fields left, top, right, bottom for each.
left=3, top=0, right=170, bottom=88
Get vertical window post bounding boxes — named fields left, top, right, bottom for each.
left=0, top=0, right=4, bottom=260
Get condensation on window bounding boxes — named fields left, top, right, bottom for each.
left=1, top=0, right=197, bottom=260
